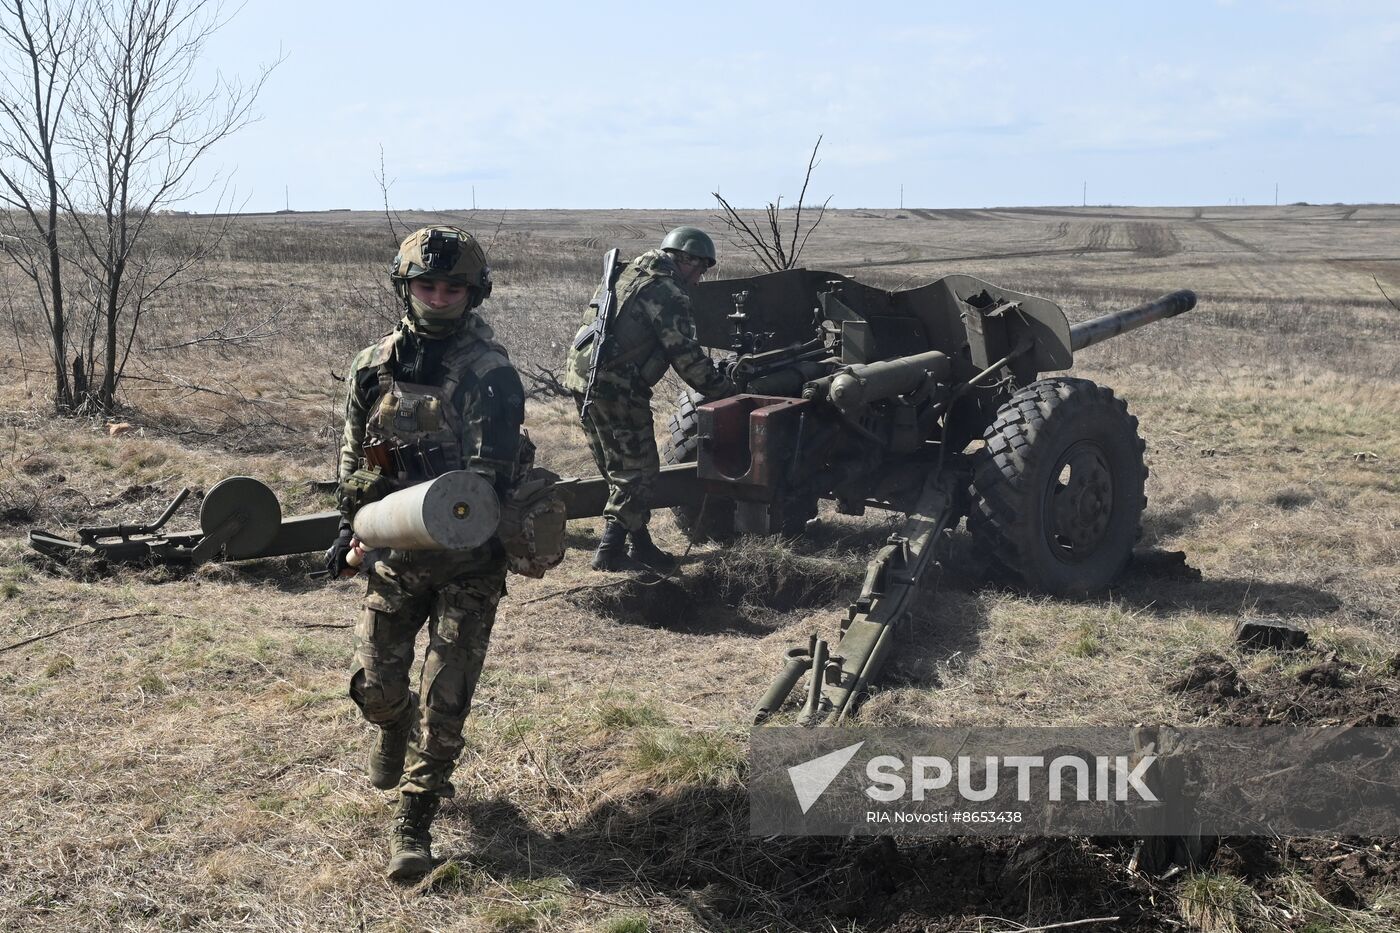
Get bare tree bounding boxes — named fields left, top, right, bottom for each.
left=0, top=0, right=273, bottom=413
left=0, top=0, right=81, bottom=408
left=65, top=0, right=273, bottom=411
left=712, top=135, right=831, bottom=272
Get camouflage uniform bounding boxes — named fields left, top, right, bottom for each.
left=564, top=248, right=733, bottom=531
left=339, top=311, right=525, bottom=798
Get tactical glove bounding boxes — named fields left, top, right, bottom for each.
left=325, top=524, right=356, bottom=579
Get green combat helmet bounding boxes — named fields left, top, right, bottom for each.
left=390, top=226, right=493, bottom=309
left=660, top=226, right=716, bottom=267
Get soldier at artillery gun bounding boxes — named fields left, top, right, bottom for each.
left=565, top=226, right=736, bottom=571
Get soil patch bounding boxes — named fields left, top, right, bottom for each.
left=571, top=546, right=862, bottom=634
left=1217, top=836, right=1400, bottom=909
left=1168, top=650, right=1400, bottom=912
left=1169, top=651, right=1400, bottom=726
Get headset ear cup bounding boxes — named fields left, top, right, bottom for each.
left=472, top=267, right=492, bottom=308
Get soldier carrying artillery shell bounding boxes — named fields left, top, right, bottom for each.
left=326, top=226, right=532, bottom=880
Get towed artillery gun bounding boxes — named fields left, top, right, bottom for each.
left=669, top=270, right=1195, bottom=725
left=28, top=267, right=1197, bottom=726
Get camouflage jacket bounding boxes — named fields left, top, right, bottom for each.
left=337, top=313, right=524, bottom=520
left=564, top=249, right=733, bottom=399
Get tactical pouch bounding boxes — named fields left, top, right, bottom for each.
left=571, top=319, right=598, bottom=351
left=417, top=397, right=443, bottom=432
left=362, top=439, right=395, bottom=472
left=497, top=467, right=567, bottom=579
left=341, top=467, right=390, bottom=514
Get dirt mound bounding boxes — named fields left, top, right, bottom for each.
left=1166, top=651, right=1400, bottom=914
left=1167, top=652, right=1250, bottom=706
left=570, top=544, right=861, bottom=634
left=1169, top=651, right=1400, bottom=726
left=1217, top=836, right=1400, bottom=910
left=692, top=542, right=863, bottom=610
left=866, top=838, right=1153, bottom=932
left=467, top=786, right=903, bottom=922
left=466, top=768, right=1395, bottom=930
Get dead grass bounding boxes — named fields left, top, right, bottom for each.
left=1178, top=872, right=1256, bottom=933
left=1, top=205, right=1397, bottom=931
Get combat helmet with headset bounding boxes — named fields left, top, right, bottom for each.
left=389, top=226, right=493, bottom=327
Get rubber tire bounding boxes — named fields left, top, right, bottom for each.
left=661, top=391, right=735, bottom=541
left=968, top=377, right=1147, bottom=594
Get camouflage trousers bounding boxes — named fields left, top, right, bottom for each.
left=574, top=389, right=658, bottom=532
left=349, top=547, right=508, bottom=797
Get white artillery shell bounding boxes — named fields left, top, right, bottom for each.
left=353, top=471, right=501, bottom=551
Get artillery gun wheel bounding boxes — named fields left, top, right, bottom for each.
left=662, top=391, right=735, bottom=541
left=968, top=377, right=1146, bottom=594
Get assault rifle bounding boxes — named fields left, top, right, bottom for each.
left=575, top=247, right=622, bottom=422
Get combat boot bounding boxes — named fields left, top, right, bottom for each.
left=591, top=521, right=641, bottom=571
left=368, top=696, right=417, bottom=791
left=627, top=525, right=677, bottom=571
left=387, top=792, right=439, bottom=881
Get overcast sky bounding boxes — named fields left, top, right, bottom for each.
left=195, top=0, right=1400, bottom=212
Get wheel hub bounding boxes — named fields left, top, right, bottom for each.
left=1045, top=441, right=1115, bottom=562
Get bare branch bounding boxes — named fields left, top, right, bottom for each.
left=486, top=208, right=507, bottom=252
left=146, top=301, right=285, bottom=351
left=791, top=135, right=821, bottom=261
left=0, top=0, right=82, bottom=407
left=376, top=144, right=408, bottom=246
left=766, top=198, right=787, bottom=269
left=1375, top=275, right=1400, bottom=313
left=520, top=365, right=570, bottom=400
left=712, top=190, right=781, bottom=271
left=791, top=195, right=832, bottom=269
left=710, top=135, right=829, bottom=272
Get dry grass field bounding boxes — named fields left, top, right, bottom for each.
left=1, top=204, right=1398, bottom=932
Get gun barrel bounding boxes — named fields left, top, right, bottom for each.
left=1070, top=289, right=1197, bottom=352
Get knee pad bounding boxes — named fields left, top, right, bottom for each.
left=349, top=666, right=411, bottom=724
